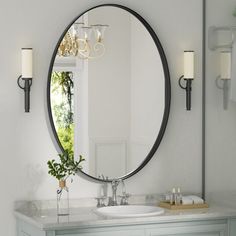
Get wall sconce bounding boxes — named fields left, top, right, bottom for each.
left=216, top=51, right=231, bottom=110
left=17, top=48, right=33, bottom=112
left=178, top=51, right=195, bottom=110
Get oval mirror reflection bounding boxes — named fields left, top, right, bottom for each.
left=48, top=5, right=170, bottom=181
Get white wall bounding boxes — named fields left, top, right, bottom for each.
left=206, top=0, right=236, bottom=198
left=0, top=0, right=202, bottom=235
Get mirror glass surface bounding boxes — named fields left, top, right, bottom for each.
left=48, top=5, right=170, bottom=181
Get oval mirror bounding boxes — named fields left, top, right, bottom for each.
left=47, top=4, right=171, bottom=182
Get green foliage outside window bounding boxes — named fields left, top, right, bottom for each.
left=57, top=125, right=74, bottom=157
left=51, top=71, right=74, bottom=157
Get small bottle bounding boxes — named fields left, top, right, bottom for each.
left=176, top=187, right=182, bottom=205
left=170, top=188, right=176, bottom=205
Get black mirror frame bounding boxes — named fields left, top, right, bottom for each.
left=47, top=4, right=171, bottom=183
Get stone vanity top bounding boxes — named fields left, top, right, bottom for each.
left=14, top=203, right=236, bottom=231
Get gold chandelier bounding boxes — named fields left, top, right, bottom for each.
left=57, top=23, right=108, bottom=59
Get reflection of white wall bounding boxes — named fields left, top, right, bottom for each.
left=74, top=14, right=90, bottom=173
left=86, top=9, right=165, bottom=178
left=87, top=7, right=131, bottom=177
left=128, top=16, right=165, bottom=172
left=91, top=138, right=127, bottom=178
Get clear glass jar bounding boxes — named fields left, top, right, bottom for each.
left=57, top=180, right=69, bottom=216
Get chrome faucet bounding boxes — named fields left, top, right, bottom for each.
left=108, top=179, right=120, bottom=206
left=95, top=178, right=130, bottom=207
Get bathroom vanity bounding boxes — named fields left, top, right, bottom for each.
left=18, top=2, right=227, bottom=236
left=15, top=203, right=236, bottom=236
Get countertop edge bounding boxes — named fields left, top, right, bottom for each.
left=14, top=206, right=236, bottom=231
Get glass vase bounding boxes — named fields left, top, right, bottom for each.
left=57, top=180, right=69, bottom=216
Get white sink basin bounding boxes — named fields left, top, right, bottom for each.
left=94, top=205, right=164, bottom=218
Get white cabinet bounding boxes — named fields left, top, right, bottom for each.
left=16, top=218, right=229, bottom=236
left=17, top=220, right=45, bottom=236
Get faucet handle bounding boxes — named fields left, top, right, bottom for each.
left=111, top=179, right=120, bottom=189
left=95, top=196, right=106, bottom=208
left=119, top=193, right=131, bottom=205
left=107, top=197, right=113, bottom=206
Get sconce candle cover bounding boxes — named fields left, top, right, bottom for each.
left=184, top=51, right=194, bottom=79
left=220, top=51, right=231, bottom=79
left=22, top=48, right=33, bottom=78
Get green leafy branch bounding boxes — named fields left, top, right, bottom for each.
left=47, top=150, right=85, bottom=181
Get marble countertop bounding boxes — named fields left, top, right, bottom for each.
left=14, top=204, right=236, bottom=231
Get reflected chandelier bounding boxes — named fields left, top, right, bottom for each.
left=57, top=23, right=109, bottom=59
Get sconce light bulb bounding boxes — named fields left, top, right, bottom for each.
left=97, top=30, right=102, bottom=43
left=84, top=32, right=88, bottom=40
left=81, top=26, right=92, bottom=41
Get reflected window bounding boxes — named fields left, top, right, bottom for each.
left=51, top=71, right=74, bottom=156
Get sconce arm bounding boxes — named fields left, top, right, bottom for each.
left=17, top=76, right=24, bottom=89
left=215, top=76, right=224, bottom=89
left=178, top=75, right=187, bottom=89
left=17, top=76, right=33, bottom=90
